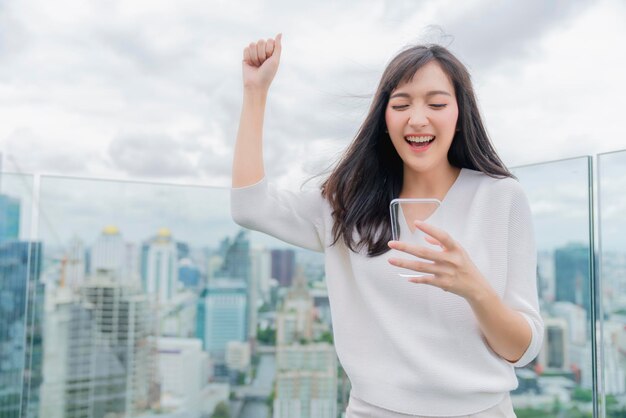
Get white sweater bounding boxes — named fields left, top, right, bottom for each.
left=231, top=167, right=544, bottom=416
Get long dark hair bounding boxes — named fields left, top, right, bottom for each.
left=320, top=43, right=514, bottom=257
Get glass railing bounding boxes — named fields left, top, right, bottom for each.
left=598, top=150, right=626, bottom=418
left=2, top=151, right=624, bottom=417
left=512, top=157, right=596, bottom=418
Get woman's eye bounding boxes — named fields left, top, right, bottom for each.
left=430, top=104, right=447, bottom=108
left=391, top=105, right=408, bottom=110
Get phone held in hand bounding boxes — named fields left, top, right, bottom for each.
left=389, top=198, right=441, bottom=278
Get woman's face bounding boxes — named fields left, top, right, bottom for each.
left=385, top=61, right=459, bottom=175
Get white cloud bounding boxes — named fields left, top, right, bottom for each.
left=0, top=0, right=624, bottom=190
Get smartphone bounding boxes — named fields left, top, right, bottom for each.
left=389, top=198, right=441, bottom=277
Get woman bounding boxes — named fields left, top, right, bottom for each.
left=231, top=34, right=543, bottom=418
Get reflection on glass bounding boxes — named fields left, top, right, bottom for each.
left=512, top=157, right=595, bottom=417
left=599, top=150, right=626, bottom=418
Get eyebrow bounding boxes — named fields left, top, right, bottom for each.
left=389, top=90, right=452, bottom=99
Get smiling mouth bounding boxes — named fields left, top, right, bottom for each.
left=405, top=135, right=435, bottom=149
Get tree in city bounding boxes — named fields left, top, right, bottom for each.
left=211, top=401, right=231, bottom=418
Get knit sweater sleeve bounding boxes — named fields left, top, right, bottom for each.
left=230, top=177, right=325, bottom=253
left=501, top=182, right=544, bottom=367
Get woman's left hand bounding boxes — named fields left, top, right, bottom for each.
left=387, top=220, right=492, bottom=301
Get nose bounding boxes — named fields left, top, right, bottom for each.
left=408, top=107, right=428, bottom=128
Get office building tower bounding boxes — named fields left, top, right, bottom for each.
left=90, top=225, right=126, bottom=277
left=63, top=237, right=87, bottom=288
left=226, top=341, right=251, bottom=372
left=0, top=241, right=43, bottom=418
left=277, top=269, right=314, bottom=345
left=555, top=243, right=591, bottom=317
left=271, top=249, right=295, bottom=287
left=273, top=344, right=337, bottom=418
left=160, top=290, right=197, bottom=338
left=179, top=258, right=201, bottom=288
left=273, top=268, right=337, bottom=418
left=0, top=194, right=20, bottom=243
left=39, top=271, right=157, bottom=418
left=216, top=231, right=256, bottom=341
left=538, top=318, right=569, bottom=371
left=552, top=301, right=587, bottom=345
left=218, top=230, right=250, bottom=281
left=143, top=228, right=179, bottom=303
left=251, top=247, right=272, bottom=304
left=157, top=337, right=212, bottom=417
left=196, top=279, right=247, bottom=363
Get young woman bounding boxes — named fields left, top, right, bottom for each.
left=231, top=34, right=543, bottom=418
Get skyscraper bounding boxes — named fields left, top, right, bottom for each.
left=0, top=194, right=20, bottom=243
left=274, top=268, right=337, bottom=418
left=0, top=241, right=43, bottom=418
left=554, top=243, right=592, bottom=318
left=90, top=225, right=126, bottom=277
left=271, top=249, right=295, bottom=287
left=216, top=230, right=255, bottom=342
left=39, top=271, right=157, bottom=418
left=196, top=279, right=247, bottom=368
left=143, top=228, right=179, bottom=303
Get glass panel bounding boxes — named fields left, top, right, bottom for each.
left=511, top=157, right=595, bottom=417
left=598, top=150, right=626, bottom=418
left=0, top=173, right=40, bottom=418
left=34, top=175, right=247, bottom=418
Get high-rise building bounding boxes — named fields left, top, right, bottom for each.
left=39, top=271, right=157, bottom=418
left=0, top=240, right=43, bottom=418
left=277, top=269, right=314, bottom=345
left=157, top=337, right=212, bottom=417
left=196, top=279, right=247, bottom=364
left=142, top=228, right=179, bottom=303
left=250, top=247, right=272, bottom=304
left=216, top=231, right=256, bottom=342
left=218, top=230, right=250, bottom=281
left=538, top=318, right=569, bottom=371
left=274, top=268, right=337, bottom=418
left=273, top=344, right=337, bottom=418
left=0, top=194, right=20, bottom=243
left=90, top=225, right=126, bottom=277
left=63, top=237, right=87, bottom=289
left=160, top=290, right=198, bottom=338
left=179, top=258, right=201, bottom=288
left=555, top=243, right=591, bottom=317
left=272, top=249, right=295, bottom=287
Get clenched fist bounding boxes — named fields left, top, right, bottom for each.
left=242, top=33, right=282, bottom=92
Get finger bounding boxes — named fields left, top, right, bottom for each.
left=414, top=220, right=457, bottom=250
left=274, top=33, right=282, bottom=59
left=256, top=39, right=267, bottom=63
left=408, top=276, right=451, bottom=293
left=243, top=47, right=252, bottom=65
left=407, top=276, right=436, bottom=286
left=388, top=240, right=445, bottom=263
left=248, top=42, right=260, bottom=66
left=424, top=235, right=443, bottom=248
left=265, top=38, right=275, bottom=57
left=388, top=257, right=439, bottom=275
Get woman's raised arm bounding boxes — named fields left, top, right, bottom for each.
left=232, top=33, right=282, bottom=188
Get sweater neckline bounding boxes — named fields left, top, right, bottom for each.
left=399, top=167, right=465, bottom=234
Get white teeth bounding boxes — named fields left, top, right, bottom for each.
left=405, top=136, right=434, bottom=143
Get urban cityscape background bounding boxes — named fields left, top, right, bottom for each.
left=1, top=151, right=625, bottom=418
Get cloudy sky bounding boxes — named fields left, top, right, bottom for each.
left=1, top=0, right=625, bottom=189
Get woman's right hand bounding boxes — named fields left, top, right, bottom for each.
left=242, top=33, right=282, bottom=92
